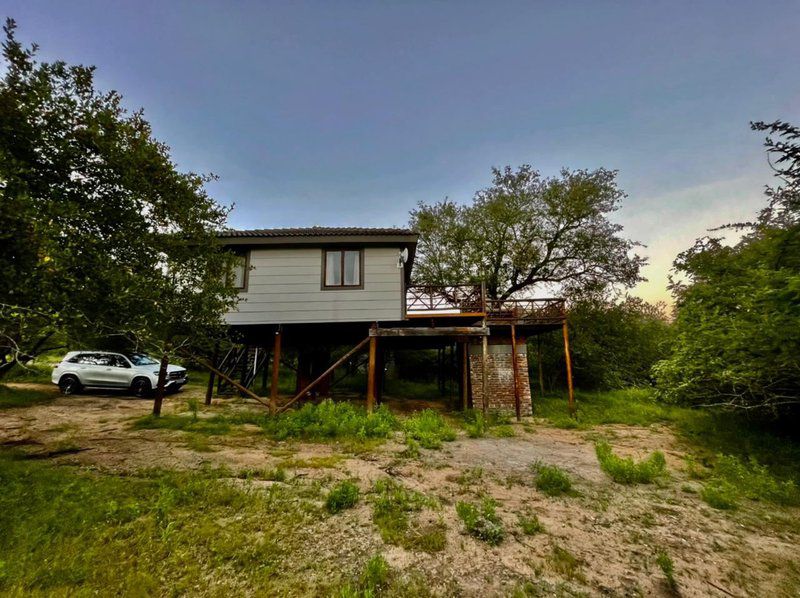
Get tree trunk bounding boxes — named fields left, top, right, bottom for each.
left=152, top=348, right=170, bottom=416
left=0, top=331, right=55, bottom=382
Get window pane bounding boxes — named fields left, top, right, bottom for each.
left=325, top=251, right=342, bottom=286
left=344, top=251, right=360, bottom=286
left=231, top=255, right=246, bottom=288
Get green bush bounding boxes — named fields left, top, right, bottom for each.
left=700, top=454, right=800, bottom=510
left=533, top=463, right=573, bottom=497
left=325, top=480, right=360, bottom=514
left=455, top=498, right=505, bottom=546
left=404, top=409, right=456, bottom=449
left=595, top=441, right=667, bottom=484
left=700, top=481, right=738, bottom=510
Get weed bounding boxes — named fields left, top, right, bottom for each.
left=186, top=398, right=200, bottom=421
left=533, top=463, right=573, bottom=497
left=700, top=481, right=738, bottom=510
left=361, top=554, right=390, bottom=592
left=712, top=455, right=800, bottom=506
left=185, top=434, right=214, bottom=452
left=404, top=409, right=456, bottom=449
left=549, top=544, right=584, bottom=581
left=655, top=549, right=677, bottom=591
left=325, top=480, right=360, bottom=514
left=519, top=513, right=545, bottom=535
left=371, top=479, right=443, bottom=552
left=461, top=409, right=515, bottom=438
left=595, top=441, right=667, bottom=484
left=279, top=455, right=343, bottom=469
left=455, top=498, right=505, bottom=545
left=263, top=400, right=398, bottom=441
left=237, top=467, right=287, bottom=482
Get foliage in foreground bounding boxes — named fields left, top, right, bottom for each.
left=0, top=453, right=318, bottom=594
left=533, top=463, right=573, bottom=497
left=403, top=409, right=456, bottom=449
left=326, top=480, right=360, bottom=514
left=370, top=479, right=445, bottom=553
left=455, top=498, right=505, bottom=545
left=0, top=384, right=56, bottom=409
left=595, top=441, right=667, bottom=484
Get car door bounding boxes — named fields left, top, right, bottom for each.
left=76, top=353, right=107, bottom=385
left=87, top=353, right=119, bottom=387
left=106, top=355, right=134, bottom=387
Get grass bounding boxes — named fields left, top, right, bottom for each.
left=460, top=409, right=515, bottom=438
left=326, top=480, right=360, bottom=514
left=533, top=463, right=573, bottom=497
left=518, top=513, right=545, bottom=535
left=549, top=544, right=584, bottom=582
left=403, top=409, right=456, bottom=449
left=0, top=384, right=57, bottom=409
left=455, top=498, right=505, bottom=545
left=237, top=466, right=287, bottom=482
left=370, top=478, right=445, bottom=553
left=655, top=549, right=678, bottom=592
left=700, top=455, right=800, bottom=510
left=594, top=441, right=667, bottom=484
left=0, top=450, right=321, bottom=594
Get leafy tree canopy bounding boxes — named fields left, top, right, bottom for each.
left=409, top=165, right=645, bottom=299
left=654, top=121, right=800, bottom=413
left=0, top=19, right=239, bottom=376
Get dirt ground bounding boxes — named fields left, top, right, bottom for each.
left=2, top=383, right=798, bottom=597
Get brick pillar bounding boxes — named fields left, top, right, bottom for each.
left=469, top=336, right=532, bottom=416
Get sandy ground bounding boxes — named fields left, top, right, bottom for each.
left=2, top=383, right=798, bottom=597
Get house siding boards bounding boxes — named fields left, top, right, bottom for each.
left=225, top=247, right=403, bottom=324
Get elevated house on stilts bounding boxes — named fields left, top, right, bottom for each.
left=208, top=227, right=574, bottom=419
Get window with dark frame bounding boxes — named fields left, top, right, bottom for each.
left=323, top=249, right=362, bottom=288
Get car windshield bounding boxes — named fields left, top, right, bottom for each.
left=127, top=354, right=159, bottom=366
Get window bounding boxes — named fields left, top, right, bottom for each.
left=230, top=253, right=248, bottom=290
left=323, top=249, right=362, bottom=288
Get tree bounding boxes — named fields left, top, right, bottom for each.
left=654, top=121, right=800, bottom=414
left=0, top=19, right=239, bottom=410
left=409, top=165, right=645, bottom=299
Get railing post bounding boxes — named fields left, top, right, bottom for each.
left=480, top=281, right=487, bottom=314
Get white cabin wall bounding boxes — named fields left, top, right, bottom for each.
left=225, top=246, right=404, bottom=324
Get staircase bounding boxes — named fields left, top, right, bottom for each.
left=216, top=345, right=269, bottom=396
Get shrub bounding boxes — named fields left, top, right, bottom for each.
left=595, top=441, right=667, bottom=484
left=533, top=463, right=572, bottom=496
left=519, top=513, right=545, bottom=535
left=700, top=481, right=738, bottom=510
left=404, top=409, right=456, bottom=449
left=361, top=554, right=390, bottom=592
left=713, top=455, right=800, bottom=506
left=326, top=480, right=360, bottom=514
left=455, top=498, right=505, bottom=545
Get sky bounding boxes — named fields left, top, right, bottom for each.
left=5, top=1, right=799, bottom=303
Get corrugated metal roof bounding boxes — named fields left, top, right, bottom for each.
left=217, top=227, right=417, bottom=238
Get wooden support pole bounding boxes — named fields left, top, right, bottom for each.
left=460, top=342, right=469, bottom=411
left=196, top=358, right=271, bottom=408
left=367, top=335, right=378, bottom=413
left=562, top=320, right=576, bottom=417
left=481, top=328, right=489, bottom=415
left=270, top=328, right=282, bottom=414
left=278, top=336, right=371, bottom=414
left=205, top=342, right=220, bottom=406
left=510, top=323, right=521, bottom=421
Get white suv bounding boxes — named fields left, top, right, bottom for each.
left=51, top=351, right=188, bottom=397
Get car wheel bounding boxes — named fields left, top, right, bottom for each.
left=58, top=375, right=82, bottom=396
left=131, top=377, right=152, bottom=398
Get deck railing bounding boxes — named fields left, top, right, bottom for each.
left=405, top=284, right=566, bottom=324
left=485, top=298, right=566, bottom=324
left=405, top=284, right=485, bottom=316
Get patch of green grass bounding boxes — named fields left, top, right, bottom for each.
left=263, top=400, right=398, bottom=442
left=460, top=409, right=516, bottom=439
left=519, top=513, right=545, bottom=535
left=699, top=455, right=800, bottom=510
left=371, top=479, right=443, bottom=552
left=0, top=451, right=320, bottom=594
left=0, top=385, right=57, bottom=409
left=184, top=433, right=215, bottom=452
left=533, top=463, right=573, bottom=497
left=237, top=467, right=287, bottom=482
left=549, top=544, right=584, bottom=582
left=325, top=480, right=360, bottom=514
left=403, top=409, right=456, bottom=449
left=655, top=549, right=678, bottom=592
left=279, top=455, right=343, bottom=469
left=535, top=388, right=672, bottom=428
left=455, top=498, right=505, bottom=545
left=595, top=441, right=667, bottom=484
